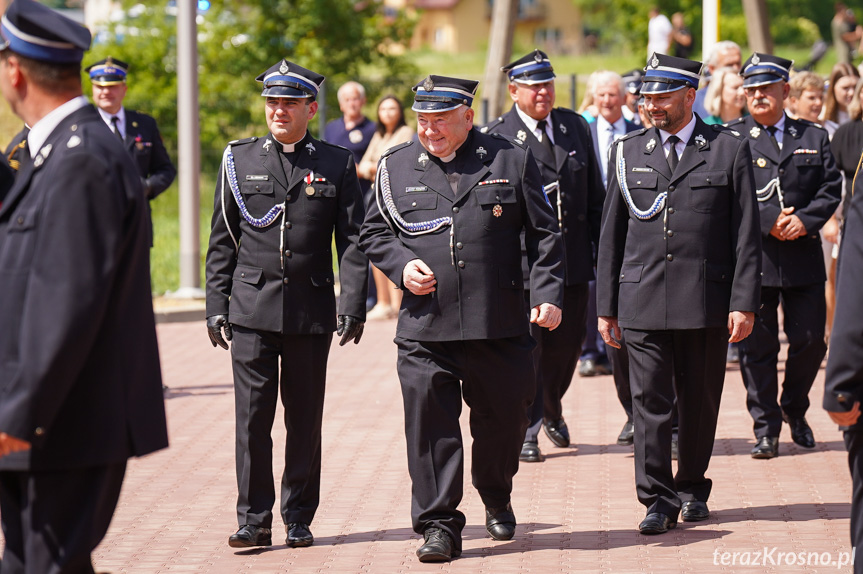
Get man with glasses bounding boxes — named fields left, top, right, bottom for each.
left=730, top=53, right=842, bottom=459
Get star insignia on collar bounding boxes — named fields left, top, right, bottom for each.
left=279, top=60, right=289, bottom=74
left=695, top=134, right=707, bottom=148
left=423, top=77, right=434, bottom=92
left=650, top=55, right=659, bottom=68
left=751, top=54, right=761, bottom=65
left=516, top=130, right=527, bottom=143
left=559, top=124, right=567, bottom=134
left=750, top=126, right=761, bottom=138
left=305, top=142, right=316, bottom=154
left=788, top=125, right=798, bottom=137
left=263, top=139, right=272, bottom=151
left=476, top=146, right=487, bottom=159
left=418, top=151, right=429, bottom=166
left=646, top=138, right=656, bottom=152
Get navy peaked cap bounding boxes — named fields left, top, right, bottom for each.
left=412, top=75, right=478, bottom=112
left=641, top=53, right=703, bottom=94
left=0, top=0, right=91, bottom=64
left=501, top=49, right=555, bottom=84
left=256, top=59, right=324, bottom=99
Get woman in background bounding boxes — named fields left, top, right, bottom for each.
left=358, top=95, right=415, bottom=320
left=702, top=66, right=746, bottom=124
left=822, top=62, right=860, bottom=137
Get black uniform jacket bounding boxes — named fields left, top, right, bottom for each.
left=0, top=104, right=168, bottom=471
left=824, top=179, right=863, bottom=424
left=484, top=106, right=604, bottom=285
left=730, top=114, right=841, bottom=287
left=597, top=117, right=762, bottom=330
left=359, top=129, right=564, bottom=342
left=124, top=110, right=176, bottom=199
left=206, top=132, right=368, bottom=334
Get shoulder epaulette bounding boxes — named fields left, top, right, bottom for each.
left=711, top=124, right=744, bottom=138
left=481, top=116, right=504, bottom=133
left=489, top=132, right=525, bottom=147
left=381, top=140, right=413, bottom=158
left=725, top=117, right=746, bottom=128
left=796, top=117, right=826, bottom=130
left=228, top=136, right=258, bottom=146
left=620, top=127, right=648, bottom=141
left=317, top=139, right=351, bottom=153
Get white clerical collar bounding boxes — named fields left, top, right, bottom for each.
left=28, top=95, right=89, bottom=159
left=273, top=135, right=304, bottom=152
left=439, top=152, right=456, bottom=163
left=659, top=113, right=696, bottom=146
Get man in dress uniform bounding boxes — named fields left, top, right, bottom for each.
left=205, top=59, right=368, bottom=549
left=731, top=53, right=842, bottom=459
left=86, top=56, right=176, bottom=245
left=360, top=75, right=564, bottom=561
left=824, top=167, right=863, bottom=574
left=483, top=49, right=603, bottom=462
left=597, top=53, right=761, bottom=534
left=0, top=0, right=169, bottom=571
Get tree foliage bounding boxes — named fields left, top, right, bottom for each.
left=88, top=0, right=417, bottom=169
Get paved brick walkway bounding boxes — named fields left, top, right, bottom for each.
left=86, top=319, right=853, bottom=573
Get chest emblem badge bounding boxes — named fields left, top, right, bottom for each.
left=492, top=204, right=503, bottom=217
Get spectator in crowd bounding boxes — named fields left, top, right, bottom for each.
left=324, top=81, right=377, bottom=195
left=822, top=62, right=860, bottom=137
left=622, top=69, right=644, bottom=126
left=647, top=7, right=672, bottom=57
left=693, top=41, right=742, bottom=118
left=671, top=13, right=693, bottom=59
left=358, top=95, right=415, bottom=320
left=786, top=71, right=825, bottom=124
left=702, top=66, right=746, bottom=125
left=833, top=3, right=862, bottom=65
left=578, top=71, right=598, bottom=122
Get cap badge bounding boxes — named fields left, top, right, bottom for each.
left=788, top=125, right=798, bottom=137
left=695, top=134, right=707, bottom=148
left=305, top=142, right=316, bottom=154
left=646, top=138, right=656, bottom=152
left=492, top=204, right=503, bottom=217
left=279, top=61, right=289, bottom=74
left=423, top=77, right=434, bottom=92
left=67, top=135, right=81, bottom=148
left=534, top=51, right=542, bottom=63
left=516, top=130, right=527, bottom=143
left=418, top=151, right=429, bottom=166
left=650, top=55, right=660, bottom=68
left=263, top=139, right=272, bottom=152
left=751, top=54, right=760, bottom=65
left=756, top=157, right=767, bottom=168
left=476, top=146, right=487, bottom=159
left=559, top=124, right=567, bottom=134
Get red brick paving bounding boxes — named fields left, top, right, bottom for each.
left=76, top=319, right=856, bottom=572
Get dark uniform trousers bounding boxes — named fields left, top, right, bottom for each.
left=625, top=327, right=726, bottom=515
left=231, top=327, right=332, bottom=527
left=397, top=335, right=535, bottom=547
left=484, top=106, right=604, bottom=440
left=845, top=431, right=863, bottom=573
left=0, top=463, right=125, bottom=574
left=731, top=114, right=840, bottom=438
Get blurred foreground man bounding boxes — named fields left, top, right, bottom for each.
left=0, top=0, right=168, bottom=571
left=485, top=49, right=604, bottom=462
left=360, top=75, right=563, bottom=561
left=206, top=59, right=367, bottom=550
left=598, top=53, right=761, bottom=534
left=732, top=53, right=841, bottom=458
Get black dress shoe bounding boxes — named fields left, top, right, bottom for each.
left=485, top=503, right=517, bottom=540
left=638, top=512, right=677, bottom=534
left=783, top=414, right=816, bottom=449
left=726, top=343, right=740, bottom=363
left=228, top=524, right=272, bottom=548
left=577, top=358, right=612, bottom=377
left=416, top=528, right=460, bottom=562
left=519, top=441, right=544, bottom=462
left=617, top=419, right=634, bottom=445
left=543, top=418, right=570, bottom=447
left=681, top=501, right=710, bottom=522
left=751, top=436, right=779, bottom=459
left=286, top=523, right=314, bottom=547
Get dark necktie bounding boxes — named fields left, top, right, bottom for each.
left=666, top=135, right=680, bottom=173
left=111, top=116, right=122, bottom=139
left=536, top=119, right=554, bottom=156
left=766, top=125, right=781, bottom=153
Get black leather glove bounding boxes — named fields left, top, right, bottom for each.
left=337, top=315, right=364, bottom=346
left=206, top=314, right=232, bottom=349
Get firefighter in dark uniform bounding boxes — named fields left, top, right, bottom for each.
left=824, top=161, right=863, bottom=574
left=0, top=0, right=168, bottom=570
left=205, top=60, right=368, bottom=550
left=483, top=49, right=604, bottom=462
left=85, top=57, right=176, bottom=246
left=731, top=53, right=842, bottom=459
left=597, top=53, right=762, bottom=534
left=359, top=75, right=564, bottom=562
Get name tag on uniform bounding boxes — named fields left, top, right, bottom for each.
left=631, top=167, right=654, bottom=173
left=405, top=186, right=428, bottom=192
left=246, top=175, right=269, bottom=181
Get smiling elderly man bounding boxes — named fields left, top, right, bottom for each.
left=360, top=74, right=564, bottom=562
